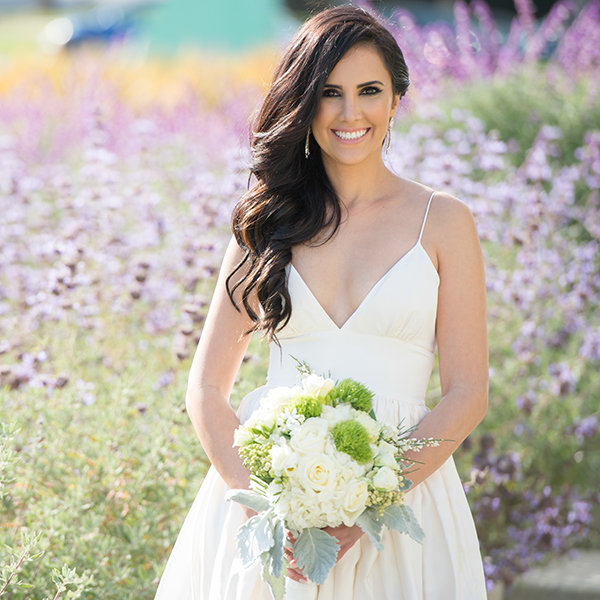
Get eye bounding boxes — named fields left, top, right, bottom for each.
left=322, top=88, right=340, bottom=97
left=360, top=86, right=382, bottom=95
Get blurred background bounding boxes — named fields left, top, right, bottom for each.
left=0, top=0, right=564, bottom=56
left=0, top=1, right=598, bottom=599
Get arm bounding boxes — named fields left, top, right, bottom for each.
left=185, top=235, right=258, bottom=491
left=403, top=192, right=489, bottom=488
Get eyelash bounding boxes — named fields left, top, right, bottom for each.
left=322, top=86, right=382, bottom=97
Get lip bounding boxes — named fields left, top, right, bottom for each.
left=331, top=127, right=371, bottom=144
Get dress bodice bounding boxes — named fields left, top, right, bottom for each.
left=265, top=192, right=440, bottom=403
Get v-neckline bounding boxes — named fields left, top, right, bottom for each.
left=289, top=241, right=434, bottom=330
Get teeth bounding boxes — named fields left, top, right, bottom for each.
left=333, top=129, right=368, bottom=140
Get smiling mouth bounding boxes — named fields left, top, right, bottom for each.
left=332, top=128, right=370, bottom=141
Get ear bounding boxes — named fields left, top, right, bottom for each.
left=390, top=93, right=401, bottom=115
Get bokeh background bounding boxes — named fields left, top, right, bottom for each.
left=0, top=0, right=598, bottom=598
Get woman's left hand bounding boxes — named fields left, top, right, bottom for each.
left=284, top=524, right=364, bottom=582
left=322, top=523, right=364, bottom=562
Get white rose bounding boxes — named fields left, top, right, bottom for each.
left=289, top=418, right=328, bottom=455
left=232, top=426, right=253, bottom=447
left=302, top=374, right=335, bottom=398
left=299, top=454, right=336, bottom=493
left=374, top=440, right=398, bottom=469
left=341, top=479, right=369, bottom=526
left=372, top=466, right=398, bottom=491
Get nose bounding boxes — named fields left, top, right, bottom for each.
left=340, top=94, right=360, bottom=122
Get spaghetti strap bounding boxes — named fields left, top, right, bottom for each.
left=417, top=191, right=436, bottom=244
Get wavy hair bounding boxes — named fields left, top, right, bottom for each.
left=227, top=5, right=410, bottom=342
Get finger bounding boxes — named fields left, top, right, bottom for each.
left=286, top=567, right=307, bottom=583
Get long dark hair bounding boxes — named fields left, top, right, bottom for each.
left=227, top=5, right=410, bottom=342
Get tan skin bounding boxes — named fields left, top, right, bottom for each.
left=185, top=43, right=488, bottom=585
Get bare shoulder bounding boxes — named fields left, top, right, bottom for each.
left=429, top=191, right=476, bottom=232
left=427, top=191, right=481, bottom=260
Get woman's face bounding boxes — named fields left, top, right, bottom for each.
left=310, top=42, right=400, bottom=169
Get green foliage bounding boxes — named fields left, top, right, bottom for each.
left=327, top=379, right=374, bottom=413
left=0, top=308, right=259, bottom=599
left=291, top=395, right=323, bottom=419
left=332, top=421, right=373, bottom=464
left=432, top=66, right=600, bottom=167
left=44, top=565, right=94, bottom=600
left=0, top=529, right=44, bottom=596
left=0, top=423, right=19, bottom=501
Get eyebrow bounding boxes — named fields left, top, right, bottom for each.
left=323, top=80, right=385, bottom=88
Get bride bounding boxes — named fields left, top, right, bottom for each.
left=155, top=5, right=488, bottom=599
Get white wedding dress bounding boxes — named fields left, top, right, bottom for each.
left=155, top=192, right=488, bottom=599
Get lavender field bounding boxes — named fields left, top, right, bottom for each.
left=1, top=1, right=599, bottom=597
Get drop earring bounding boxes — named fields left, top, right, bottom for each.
left=385, top=117, right=395, bottom=153
left=305, top=127, right=311, bottom=159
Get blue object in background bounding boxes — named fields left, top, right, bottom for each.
left=139, top=0, right=292, bottom=54
left=66, top=5, right=137, bottom=46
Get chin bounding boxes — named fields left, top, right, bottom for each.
left=323, top=148, right=382, bottom=168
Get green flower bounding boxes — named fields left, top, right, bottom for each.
left=332, top=420, right=373, bottom=463
left=290, top=395, right=323, bottom=419
left=366, top=488, right=403, bottom=513
left=239, top=442, right=274, bottom=482
left=327, top=378, right=374, bottom=413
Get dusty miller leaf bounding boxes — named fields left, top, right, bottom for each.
left=225, top=488, right=270, bottom=513
left=381, top=503, right=424, bottom=543
left=356, top=508, right=384, bottom=551
left=293, top=528, right=339, bottom=585
left=236, top=510, right=275, bottom=565
left=261, top=552, right=286, bottom=600
left=268, top=519, right=285, bottom=578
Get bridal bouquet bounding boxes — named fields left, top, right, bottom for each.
left=227, top=365, right=439, bottom=599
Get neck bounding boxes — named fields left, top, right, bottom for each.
left=322, top=152, right=394, bottom=210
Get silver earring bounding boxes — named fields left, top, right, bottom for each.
left=385, top=118, right=395, bottom=153
left=305, top=127, right=311, bottom=159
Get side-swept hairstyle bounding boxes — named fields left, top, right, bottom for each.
left=227, top=5, right=410, bottom=342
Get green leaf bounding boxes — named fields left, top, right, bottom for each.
left=356, top=508, right=384, bottom=551
left=381, top=503, right=425, bottom=543
left=261, top=551, right=286, bottom=600
left=290, top=355, right=313, bottom=376
left=293, top=528, right=339, bottom=585
left=236, top=511, right=275, bottom=564
left=225, top=488, right=270, bottom=513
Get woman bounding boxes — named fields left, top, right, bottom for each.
left=155, top=5, right=488, bottom=599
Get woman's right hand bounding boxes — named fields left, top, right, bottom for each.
left=242, top=507, right=257, bottom=521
